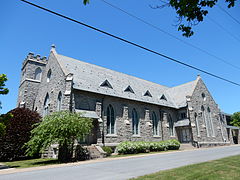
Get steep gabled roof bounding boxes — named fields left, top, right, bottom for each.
left=53, top=49, right=199, bottom=109
left=166, top=78, right=199, bottom=108
left=54, top=53, right=177, bottom=108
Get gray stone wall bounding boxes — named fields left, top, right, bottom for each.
left=73, top=90, right=178, bottom=145
left=188, top=78, right=229, bottom=145
left=34, top=51, right=71, bottom=116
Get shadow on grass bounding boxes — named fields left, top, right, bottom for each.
left=33, top=159, right=59, bottom=165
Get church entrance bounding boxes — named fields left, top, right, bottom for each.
left=177, top=127, right=192, bottom=143
left=86, top=119, right=99, bottom=145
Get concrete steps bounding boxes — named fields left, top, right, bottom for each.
left=86, top=145, right=106, bottom=159
left=180, top=143, right=196, bottom=150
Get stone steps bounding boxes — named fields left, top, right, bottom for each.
left=180, top=143, right=196, bottom=150
left=86, top=145, right=106, bottom=159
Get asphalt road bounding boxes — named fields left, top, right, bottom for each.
left=1, top=145, right=240, bottom=180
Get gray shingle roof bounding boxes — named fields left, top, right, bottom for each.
left=166, top=79, right=198, bottom=108
left=54, top=51, right=198, bottom=109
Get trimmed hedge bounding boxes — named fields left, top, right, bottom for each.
left=116, top=139, right=180, bottom=154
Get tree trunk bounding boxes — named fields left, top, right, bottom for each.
left=58, top=141, right=72, bottom=163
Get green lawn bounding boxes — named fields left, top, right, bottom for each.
left=2, top=158, right=59, bottom=169
left=133, top=155, right=240, bottom=180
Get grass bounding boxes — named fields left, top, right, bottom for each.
left=2, top=158, right=60, bottom=169
left=132, top=155, right=240, bottom=180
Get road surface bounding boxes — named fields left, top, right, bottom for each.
left=1, top=145, right=240, bottom=180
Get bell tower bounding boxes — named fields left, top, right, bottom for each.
left=17, top=52, right=47, bottom=110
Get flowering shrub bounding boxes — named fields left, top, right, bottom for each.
left=117, top=139, right=180, bottom=154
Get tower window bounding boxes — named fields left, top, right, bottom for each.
left=34, top=67, right=42, bottom=81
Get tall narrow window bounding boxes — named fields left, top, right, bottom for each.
left=34, top=67, right=42, bottom=80
left=207, top=107, right=215, bottom=137
left=152, top=112, right=159, bottom=136
left=43, top=93, right=49, bottom=117
left=132, top=109, right=139, bottom=135
left=168, top=114, right=174, bottom=136
left=57, top=92, right=62, bottom=111
left=195, top=112, right=200, bottom=137
left=107, top=105, right=115, bottom=134
left=47, top=69, right=52, bottom=82
left=202, top=106, right=209, bottom=137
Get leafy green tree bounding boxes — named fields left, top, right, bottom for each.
left=231, top=112, right=240, bottom=127
left=83, top=0, right=236, bottom=37
left=0, top=113, right=13, bottom=137
left=25, top=111, right=93, bottom=163
left=0, top=74, right=9, bottom=136
left=0, top=74, right=9, bottom=95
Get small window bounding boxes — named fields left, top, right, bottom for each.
left=47, top=69, right=52, bottom=82
left=124, top=85, right=134, bottom=93
left=160, top=94, right=167, bottom=101
left=43, top=93, right=50, bottom=117
left=144, top=90, right=152, bottom=97
left=34, top=67, right=42, bottom=80
left=152, top=112, right=159, bottom=136
left=100, top=80, right=113, bottom=89
left=132, top=109, right=139, bottom=135
left=201, top=93, right=206, bottom=101
left=57, top=92, right=62, bottom=111
left=107, top=104, right=115, bottom=134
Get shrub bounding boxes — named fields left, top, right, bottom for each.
left=102, top=146, right=113, bottom=156
left=165, top=139, right=181, bottom=150
left=0, top=108, right=41, bottom=161
left=116, top=139, right=180, bottom=155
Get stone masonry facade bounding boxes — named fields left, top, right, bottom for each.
left=17, top=46, right=233, bottom=148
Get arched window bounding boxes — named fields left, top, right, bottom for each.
left=47, top=69, right=52, bottom=82
left=34, top=67, right=42, bottom=80
left=201, top=93, right=206, bottom=101
left=195, top=112, right=200, bottom=137
left=132, top=109, right=139, bottom=135
left=207, top=107, right=215, bottom=137
left=43, top=93, right=49, bottom=117
left=107, top=105, right=115, bottom=134
left=168, top=114, right=174, bottom=136
left=152, top=112, right=159, bottom=136
left=57, top=92, right=62, bottom=111
left=201, top=105, right=209, bottom=137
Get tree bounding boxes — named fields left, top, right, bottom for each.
left=83, top=0, right=236, bottom=37
left=0, top=113, right=13, bottom=137
left=0, top=74, right=9, bottom=136
left=231, top=112, right=240, bottom=127
left=0, top=74, right=9, bottom=95
left=0, top=108, right=41, bottom=161
left=25, top=111, right=93, bottom=163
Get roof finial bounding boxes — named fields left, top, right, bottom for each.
left=50, top=44, right=57, bottom=53
left=197, top=74, right=201, bottom=80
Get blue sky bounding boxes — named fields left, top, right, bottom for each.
left=0, top=0, right=240, bottom=114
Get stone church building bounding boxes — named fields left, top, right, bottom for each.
left=18, top=46, right=233, bottom=148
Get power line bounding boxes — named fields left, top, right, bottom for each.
left=217, top=5, right=240, bottom=26
left=20, top=0, right=240, bottom=87
left=101, top=0, right=240, bottom=71
left=208, top=16, right=240, bottom=43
